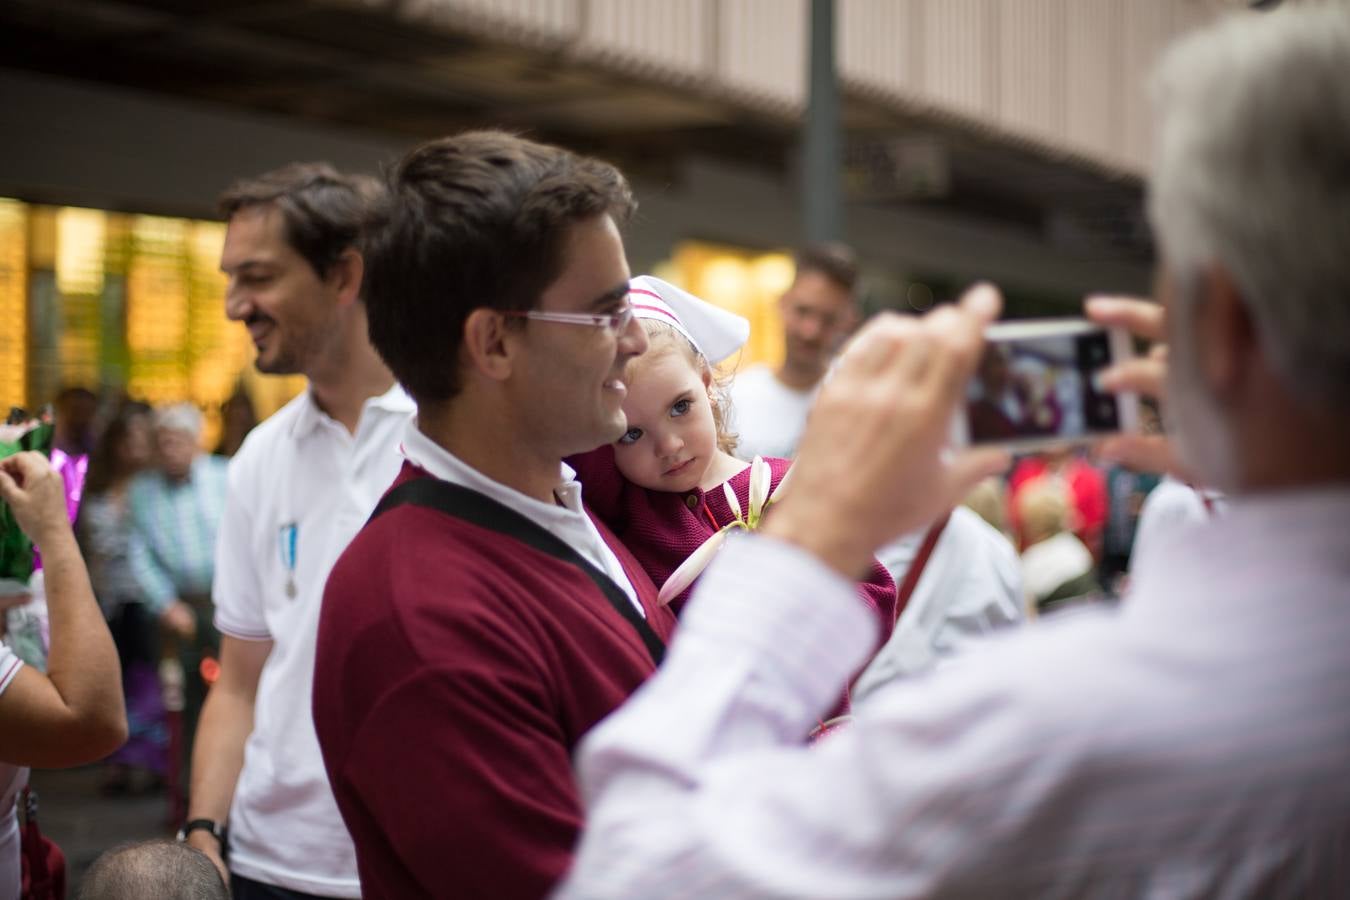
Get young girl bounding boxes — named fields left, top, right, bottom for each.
left=570, top=277, right=897, bottom=721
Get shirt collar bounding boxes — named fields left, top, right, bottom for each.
left=1130, top=484, right=1350, bottom=613
left=289, top=382, right=414, bottom=440
left=398, top=419, right=584, bottom=518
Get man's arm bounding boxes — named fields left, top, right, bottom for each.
left=185, top=634, right=271, bottom=880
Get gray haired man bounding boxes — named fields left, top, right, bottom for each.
left=561, top=5, right=1350, bottom=895
left=126, top=402, right=229, bottom=791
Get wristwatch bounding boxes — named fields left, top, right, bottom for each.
left=177, top=818, right=228, bottom=852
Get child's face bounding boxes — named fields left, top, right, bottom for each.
left=614, top=346, right=719, bottom=493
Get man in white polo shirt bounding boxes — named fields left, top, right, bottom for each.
left=729, top=242, right=859, bottom=460
left=182, top=163, right=412, bottom=900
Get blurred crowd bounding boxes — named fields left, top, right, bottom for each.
left=0, top=4, right=1346, bottom=899
left=10, top=387, right=258, bottom=809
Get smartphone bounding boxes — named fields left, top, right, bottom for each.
left=952, top=318, right=1138, bottom=451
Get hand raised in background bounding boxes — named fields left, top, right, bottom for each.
left=0, top=451, right=75, bottom=549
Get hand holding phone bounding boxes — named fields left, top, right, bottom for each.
left=952, top=318, right=1139, bottom=451
left=1085, top=296, right=1196, bottom=479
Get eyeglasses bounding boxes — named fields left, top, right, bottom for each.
left=502, top=302, right=635, bottom=334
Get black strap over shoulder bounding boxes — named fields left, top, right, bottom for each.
left=370, top=477, right=665, bottom=666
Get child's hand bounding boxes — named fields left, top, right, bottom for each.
left=763, top=285, right=1011, bottom=578
left=0, top=452, right=75, bottom=549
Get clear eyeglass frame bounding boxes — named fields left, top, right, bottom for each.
left=502, top=302, right=634, bottom=333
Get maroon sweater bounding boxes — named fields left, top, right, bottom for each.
left=313, top=464, right=676, bottom=900
left=567, top=447, right=898, bottom=720
left=569, top=446, right=898, bottom=627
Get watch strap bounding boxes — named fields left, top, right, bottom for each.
left=177, top=818, right=227, bottom=848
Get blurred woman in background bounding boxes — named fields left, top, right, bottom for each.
left=76, top=402, right=163, bottom=794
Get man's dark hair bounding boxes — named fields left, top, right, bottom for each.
left=794, top=242, right=859, bottom=295
left=78, top=840, right=227, bottom=900
left=218, top=162, right=385, bottom=279
left=362, top=130, right=636, bottom=404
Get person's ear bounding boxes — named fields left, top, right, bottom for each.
left=461, top=309, right=515, bottom=382
left=1196, top=265, right=1256, bottom=398
left=327, top=248, right=364, bottom=308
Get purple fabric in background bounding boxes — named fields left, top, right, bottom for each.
left=107, top=661, right=169, bottom=774
left=32, top=448, right=87, bottom=572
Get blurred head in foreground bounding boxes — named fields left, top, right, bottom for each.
left=1148, top=4, right=1350, bottom=492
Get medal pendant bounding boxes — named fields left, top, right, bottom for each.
left=286, top=579, right=298, bottom=599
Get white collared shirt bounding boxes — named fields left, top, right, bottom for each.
left=854, top=506, right=1023, bottom=697
left=212, top=382, right=414, bottom=897
left=727, top=365, right=818, bottom=461
left=1131, top=476, right=1226, bottom=574
left=560, top=487, right=1350, bottom=898
left=399, top=420, right=642, bottom=615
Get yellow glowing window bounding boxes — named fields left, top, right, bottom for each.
left=0, top=200, right=27, bottom=411
left=655, top=241, right=794, bottom=372
left=1, top=198, right=304, bottom=448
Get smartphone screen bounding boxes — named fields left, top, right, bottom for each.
left=956, top=320, right=1136, bottom=450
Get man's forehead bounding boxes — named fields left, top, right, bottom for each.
left=786, top=271, right=854, bottom=309
left=221, top=205, right=289, bottom=264
left=538, top=214, right=630, bottom=309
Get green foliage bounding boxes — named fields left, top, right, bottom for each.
left=0, top=418, right=54, bottom=582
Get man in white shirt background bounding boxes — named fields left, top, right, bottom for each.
left=560, top=4, right=1350, bottom=896
left=729, top=242, right=859, bottom=460
left=1129, top=475, right=1223, bottom=577
left=183, top=163, right=413, bottom=900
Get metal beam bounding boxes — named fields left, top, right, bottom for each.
left=802, top=0, right=841, bottom=243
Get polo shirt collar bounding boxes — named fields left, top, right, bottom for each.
left=289, top=382, right=414, bottom=440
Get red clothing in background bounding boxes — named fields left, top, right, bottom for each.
left=313, top=464, right=676, bottom=900
left=1008, top=455, right=1108, bottom=559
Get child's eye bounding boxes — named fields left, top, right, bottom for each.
left=618, top=427, right=643, bottom=445
left=670, top=399, right=692, bottom=417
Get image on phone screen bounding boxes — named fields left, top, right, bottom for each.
left=961, top=324, right=1133, bottom=448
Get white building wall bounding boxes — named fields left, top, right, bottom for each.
left=837, top=0, right=1225, bottom=173
left=715, top=0, right=807, bottom=110
left=379, top=0, right=1231, bottom=175
left=583, top=0, right=712, bottom=81
left=997, top=0, right=1065, bottom=146
left=1065, top=0, right=1124, bottom=165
